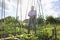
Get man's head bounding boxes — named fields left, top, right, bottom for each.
left=31, top=6, right=34, bottom=10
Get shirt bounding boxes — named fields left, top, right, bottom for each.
left=28, top=10, right=37, bottom=17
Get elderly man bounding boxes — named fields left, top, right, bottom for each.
left=28, top=6, right=37, bottom=34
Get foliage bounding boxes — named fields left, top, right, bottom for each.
left=36, top=27, right=53, bottom=40
left=0, top=16, right=20, bottom=35
left=46, top=16, right=56, bottom=24
left=37, top=16, right=44, bottom=25
left=0, top=16, right=60, bottom=40
left=19, top=34, right=38, bottom=40
left=46, top=16, right=60, bottom=24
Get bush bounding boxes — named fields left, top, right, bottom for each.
left=36, top=28, right=53, bottom=40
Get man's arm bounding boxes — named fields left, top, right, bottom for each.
left=28, top=11, right=32, bottom=17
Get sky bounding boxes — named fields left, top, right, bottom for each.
left=0, top=0, right=60, bottom=20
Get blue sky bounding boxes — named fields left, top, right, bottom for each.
left=52, top=0, right=60, bottom=12
left=0, top=0, right=60, bottom=20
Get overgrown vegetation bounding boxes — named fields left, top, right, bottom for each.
left=0, top=16, right=60, bottom=40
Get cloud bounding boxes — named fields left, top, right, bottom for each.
left=18, top=0, right=60, bottom=20
left=0, top=0, right=17, bottom=12
left=41, top=0, right=60, bottom=17
left=52, top=0, right=60, bottom=12
left=0, top=0, right=60, bottom=20
left=0, top=0, right=17, bottom=18
left=0, top=0, right=9, bottom=10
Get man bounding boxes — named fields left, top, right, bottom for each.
left=28, top=6, right=37, bottom=34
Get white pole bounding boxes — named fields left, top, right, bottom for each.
left=4, top=0, right=6, bottom=38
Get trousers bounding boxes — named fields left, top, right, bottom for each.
left=28, top=16, right=36, bottom=34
